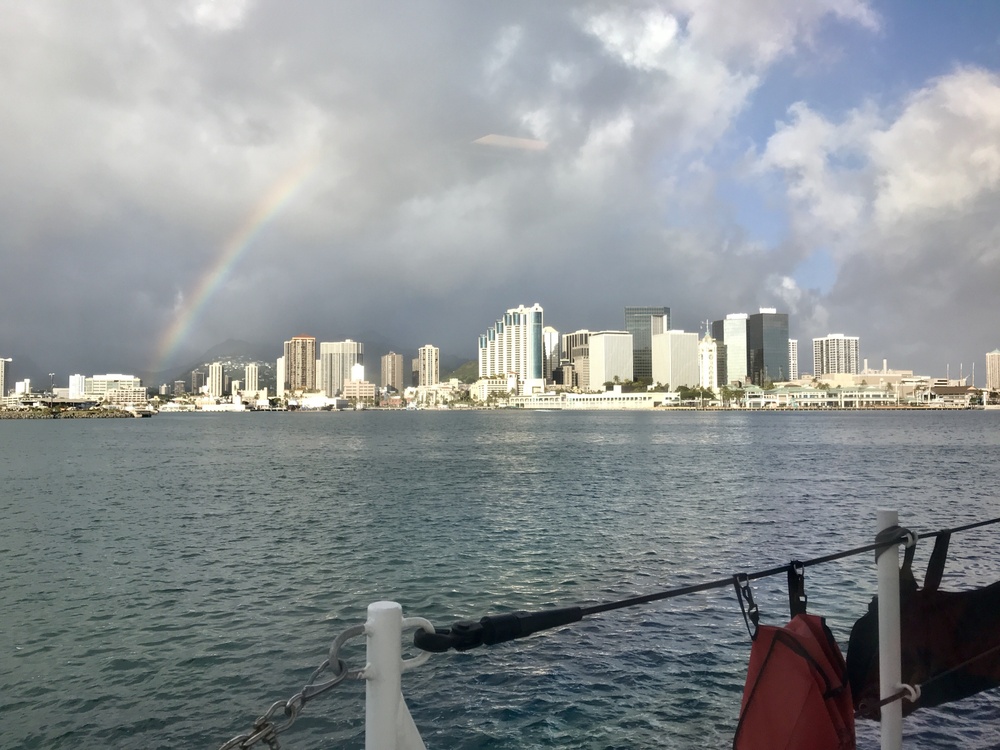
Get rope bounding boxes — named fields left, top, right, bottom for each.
left=414, top=516, right=1000, bottom=653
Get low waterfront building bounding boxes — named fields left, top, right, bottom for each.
left=510, top=386, right=669, bottom=410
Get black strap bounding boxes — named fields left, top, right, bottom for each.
left=734, top=574, right=760, bottom=640
left=787, top=560, right=807, bottom=617
left=923, top=532, right=951, bottom=593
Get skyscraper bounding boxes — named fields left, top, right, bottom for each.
left=477, top=304, right=544, bottom=390
left=319, top=339, right=363, bottom=397
left=208, top=362, right=224, bottom=397
left=625, top=306, right=670, bottom=382
left=985, top=349, right=1000, bottom=391
left=561, top=330, right=590, bottom=366
left=381, top=352, right=404, bottom=390
left=0, top=356, right=8, bottom=397
left=418, top=345, right=440, bottom=386
left=712, top=313, right=750, bottom=386
left=245, top=363, right=259, bottom=393
left=813, top=334, right=860, bottom=376
left=283, top=335, right=317, bottom=392
left=651, top=330, right=699, bottom=389
left=542, top=326, right=561, bottom=382
left=788, top=339, right=799, bottom=381
left=589, top=331, right=633, bottom=386
left=747, top=308, right=789, bottom=385
left=191, top=369, right=206, bottom=393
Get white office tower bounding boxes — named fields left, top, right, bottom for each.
left=319, top=340, right=364, bottom=397
left=651, top=330, right=699, bottom=390
left=723, top=314, right=749, bottom=385
left=418, top=345, right=440, bottom=386
left=382, top=352, right=404, bottom=390
left=813, top=334, right=860, bottom=376
left=350, top=362, right=365, bottom=382
left=477, top=303, right=544, bottom=394
left=68, top=374, right=86, bottom=398
left=788, top=339, right=799, bottom=381
left=244, top=363, right=259, bottom=393
left=542, top=326, right=561, bottom=382
left=987, top=349, right=1000, bottom=391
left=699, top=333, right=718, bottom=391
left=208, top=362, right=224, bottom=397
left=589, top=331, right=634, bottom=387
left=276, top=356, right=285, bottom=398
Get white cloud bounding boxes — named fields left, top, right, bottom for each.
left=181, top=0, right=250, bottom=32
left=871, top=68, right=1000, bottom=226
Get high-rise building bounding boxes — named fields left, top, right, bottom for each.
left=747, top=308, right=789, bottom=384
left=245, top=363, right=259, bottom=393
left=477, top=303, right=544, bottom=392
left=284, top=335, right=317, bottom=392
left=788, top=339, right=799, bottom=380
left=813, top=334, right=860, bottom=376
left=699, top=333, right=718, bottom=391
left=418, top=345, right=440, bottom=387
left=69, top=374, right=86, bottom=398
left=191, top=369, right=206, bottom=393
left=381, top=352, right=404, bottom=391
left=0, top=356, right=8, bottom=396
left=173, top=380, right=186, bottom=396
left=985, top=349, right=1000, bottom=391
left=589, top=331, right=633, bottom=387
left=625, top=306, right=670, bottom=382
left=542, top=326, right=561, bottom=382
left=651, top=330, right=699, bottom=390
left=319, top=340, right=363, bottom=397
left=276, top=357, right=285, bottom=398
left=208, top=362, right=224, bottom=397
left=712, top=313, right=750, bottom=386
left=561, top=330, right=590, bottom=366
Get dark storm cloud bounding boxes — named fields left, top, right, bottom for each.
left=3, top=1, right=996, bottom=383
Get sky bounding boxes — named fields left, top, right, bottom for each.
left=2, top=0, right=1000, bottom=383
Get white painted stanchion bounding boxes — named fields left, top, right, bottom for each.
left=877, top=510, right=903, bottom=750
left=364, top=601, right=429, bottom=750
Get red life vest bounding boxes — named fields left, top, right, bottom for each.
left=734, top=613, right=856, bottom=749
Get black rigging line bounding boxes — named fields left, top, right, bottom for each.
left=414, top=517, right=1000, bottom=654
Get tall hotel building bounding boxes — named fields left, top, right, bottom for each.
left=813, top=334, right=860, bottom=376
left=381, top=352, right=404, bottom=391
left=747, top=308, right=789, bottom=384
left=283, top=335, right=317, bottom=392
left=244, top=363, right=259, bottom=393
left=985, top=349, right=1000, bottom=391
left=625, top=306, right=670, bottom=382
left=418, top=345, right=440, bottom=386
left=208, top=362, right=224, bottom=397
left=478, top=303, right=544, bottom=393
left=788, top=339, right=799, bottom=381
left=319, top=340, right=363, bottom=397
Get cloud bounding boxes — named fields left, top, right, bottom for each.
left=755, top=67, right=1000, bottom=371
left=19, top=0, right=1000, bottom=383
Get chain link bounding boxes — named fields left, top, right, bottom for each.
left=219, top=624, right=367, bottom=750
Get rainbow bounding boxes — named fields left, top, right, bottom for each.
left=152, top=154, right=319, bottom=374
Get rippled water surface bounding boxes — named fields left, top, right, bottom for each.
left=3, top=410, right=1000, bottom=748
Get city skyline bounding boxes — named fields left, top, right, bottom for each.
left=2, top=4, right=1000, bottom=381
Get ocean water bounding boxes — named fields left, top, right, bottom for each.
left=2, top=410, right=1000, bottom=749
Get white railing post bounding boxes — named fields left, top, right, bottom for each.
left=364, top=601, right=428, bottom=750
left=877, top=510, right=903, bottom=750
